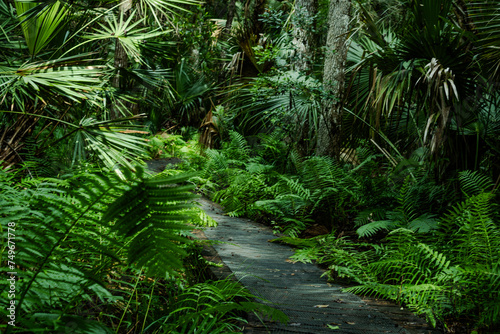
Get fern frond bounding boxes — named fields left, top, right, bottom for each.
left=459, top=170, right=494, bottom=197
left=0, top=171, right=120, bottom=324
left=439, top=192, right=499, bottom=267
left=356, top=220, right=398, bottom=238
left=0, top=165, right=200, bottom=330
left=224, top=131, right=251, bottom=161
left=282, top=175, right=311, bottom=201
left=103, top=170, right=197, bottom=276
left=160, top=279, right=287, bottom=332
left=354, top=208, right=388, bottom=227
left=407, top=213, right=439, bottom=233
left=476, top=264, right=500, bottom=328
left=299, top=156, right=341, bottom=190
left=203, top=149, right=229, bottom=176
left=344, top=282, right=400, bottom=300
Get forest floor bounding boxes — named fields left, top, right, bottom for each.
left=194, top=196, right=442, bottom=334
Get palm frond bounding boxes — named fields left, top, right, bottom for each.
left=470, top=0, right=500, bottom=81
left=137, top=0, right=201, bottom=27
left=82, top=10, right=166, bottom=63
left=68, top=115, right=149, bottom=170
left=15, top=0, right=69, bottom=57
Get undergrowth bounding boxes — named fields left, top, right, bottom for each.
left=285, top=171, right=500, bottom=333
left=185, top=129, right=500, bottom=332
left=0, top=162, right=285, bottom=333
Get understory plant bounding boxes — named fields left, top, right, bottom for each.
left=0, top=160, right=287, bottom=333
left=148, top=278, right=287, bottom=333
left=0, top=161, right=259, bottom=332
left=193, top=130, right=392, bottom=236
left=193, top=131, right=279, bottom=217
left=289, top=171, right=499, bottom=332
left=0, top=165, right=199, bottom=331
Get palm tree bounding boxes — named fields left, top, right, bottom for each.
left=343, top=0, right=500, bottom=180
left=0, top=0, right=200, bottom=172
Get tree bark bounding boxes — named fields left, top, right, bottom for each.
left=111, top=0, right=132, bottom=120
left=316, top=0, right=351, bottom=157
left=225, top=0, right=237, bottom=33
left=244, top=0, right=266, bottom=36
left=292, top=0, right=318, bottom=73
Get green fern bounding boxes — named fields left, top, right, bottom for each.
left=224, top=131, right=251, bottom=162
left=102, top=169, right=198, bottom=276
left=323, top=190, right=500, bottom=330
left=458, top=170, right=494, bottom=197
left=354, top=208, right=387, bottom=227
left=153, top=278, right=288, bottom=333
left=356, top=176, right=439, bottom=238
left=339, top=229, right=453, bottom=326
left=356, top=220, right=398, bottom=238
left=439, top=192, right=499, bottom=267
left=0, top=165, right=199, bottom=332
left=214, top=170, right=272, bottom=217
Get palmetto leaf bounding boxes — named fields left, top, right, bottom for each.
left=470, top=0, right=500, bottom=81
left=0, top=55, right=106, bottom=106
left=15, top=0, right=69, bottom=57
left=68, top=115, right=149, bottom=170
left=137, top=0, right=202, bottom=27
left=0, top=1, right=21, bottom=49
left=83, top=10, right=167, bottom=63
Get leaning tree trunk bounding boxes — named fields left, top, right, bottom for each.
left=292, top=0, right=318, bottom=73
left=111, top=0, right=132, bottom=120
left=316, top=0, right=351, bottom=157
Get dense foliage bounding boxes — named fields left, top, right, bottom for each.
left=1, top=0, right=500, bottom=333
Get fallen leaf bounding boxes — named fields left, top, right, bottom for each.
left=313, top=305, right=329, bottom=308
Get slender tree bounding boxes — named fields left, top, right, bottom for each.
left=291, top=0, right=318, bottom=73
left=316, top=0, right=351, bottom=157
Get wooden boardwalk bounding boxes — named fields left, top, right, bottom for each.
left=195, top=196, right=441, bottom=334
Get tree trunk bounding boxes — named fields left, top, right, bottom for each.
left=244, top=0, right=266, bottom=36
left=111, top=0, right=132, bottom=120
left=291, top=0, right=318, bottom=73
left=225, top=0, right=237, bottom=33
left=316, top=0, right=351, bottom=157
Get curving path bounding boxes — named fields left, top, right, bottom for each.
left=144, top=160, right=439, bottom=333
left=195, top=196, right=441, bottom=334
